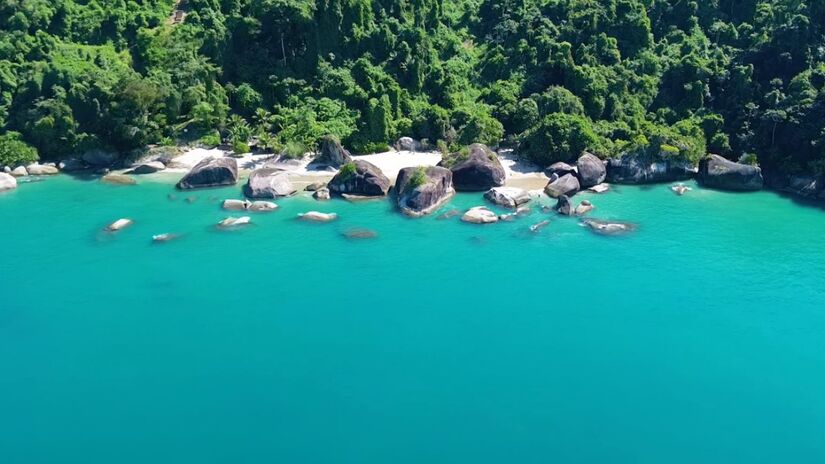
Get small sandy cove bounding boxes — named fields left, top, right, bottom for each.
left=165, top=147, right=549, bottom=191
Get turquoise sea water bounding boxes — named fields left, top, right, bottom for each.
left=1, top=175, right=825, bottom=463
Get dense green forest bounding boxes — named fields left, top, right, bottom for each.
left=1, top=0, right=824, bottom=179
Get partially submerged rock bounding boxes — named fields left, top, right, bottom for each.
left=484, top=187, right=531, bottom=209
left=26, top=163, right=59, bottom=176
left=101, top=173, right=137, bottom=185
left=248, top=201, right=278, bottom=212
left=530, top=219, right=550, bottom=232
left=461, top=206, right=499, bottom=224
left=315, top=135, right=353, bottom=167
left=328, top=160, right=391, bottom=197
left=298, top=211, right=338, bottom=222
left=554, top=195, right=573, bottom=216
left=152, top=233, right=180, bottom=243
left=129, top=161, right=166, bottom=174
left=576, top=152, right=606, bottom=188
left=588, top=183, right=610, bottom=193
left=438, top=143, right=506, bottom=191
left=217, top=216, right=251, bottom=228
left=343, top=228, right=378, bottom=240
left=581, top=218, right=637, bottom=236
left=697, top=154, right=763, bottom=191
left=436, top=209, right=460, bottom=220
left=177, top=157, right=238, bottom=189
left=105, top=218, right=133, bottom=232
left=544, top=173, right=580, bottom=198
left=244, top=168, right=296, bottom=198
left=0, top=172, right=17, bottom=191
left=222, top=199, right=250, bottom=211
left=396, top=166, right=455, bottom=217
left=575, top=200, right=594, bottom=216
left=313, top=188, right=331, bottom=201
left=10, top=166, right=28, bottom=177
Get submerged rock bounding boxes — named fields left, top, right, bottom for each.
left=484, top=187, right=531, bottom=209
left=396, top=166, right=455, bottom=217
left=298, top=211, right=338, bottom=222
left=177, top=157, right=238, bottom=189
left=244, top=168, right=296, bottom=198
left=305, top=182, right=326, bottom=191
left=105, top=218, right=133, bottom=232
left=576, top=152, right=606, bottom=188
left=438, top=143, right=506, bottom=191
left=697, top=154, right=763, bottom=191
left=101, top=173, right=137, bottom=185
left=343, top=228, right=378, bottom=240
left=217, top=216, right=251, bottom=228
left=328, top=160, right=391, bottom=197
left=315, top=135, right=353, bottom=167
left=0, top=172, right=18, bottom=191
left=436, top=209, right=460, bottom=220
left=581, top=218, right=637, bottom=236
left=545, top=174, right=580, bottom=198
left=461, top=206, right=499, bottom=224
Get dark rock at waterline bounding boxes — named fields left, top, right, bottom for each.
left=129, top=161, right=166, bottom=174
left=438, top=143, right=506, bottom=191
left=554, top=195, right=573, bottom=216
left=396, top=166, right=455, bottom=217
left=576, top=152, right=606, bottom=188
left=315, top=135, right=353, bottom=168
left=697, top=154, right=763, bottom=191
left=243, top=168, right=296, bottom=198
left=305, top=182, right=326, bottom=191
left=59, top=158, right=88, bottom=172
left=544, top=173, right=580, bottom=198
left=606, top=155, right=695, bottom=184
left=177, top=157, right=239, bottom=189
left=328, top=160, right=391, bottom=197
left=773, top=174, right=824, bottom=198
left=581, top=218, right=637, bottom=236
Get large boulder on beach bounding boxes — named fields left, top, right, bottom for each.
left=606, top=155, right=695, bottom=184
left=243, top=168, right=296, bottom=198
left=396, top=137, right=419, bottom=152
left=26, top=163, right=59, bottom=175
left=544, top=173, right=580, bottom=198
left=438, top=143, right=506, bottom=191
left=484, top=187, right=531, bottom=208
left=177, top=157, right=238, bottom=189
left=396, top=166, right=455, bottom=217
left=697, top=154, right=763, bottom=191
left=0, top=172, right=17, bottom=191
left=546, top=162, right=577, bottom=178
left=576, top=153, right=606, bottom=188
left=82, top=149, right=118, bottom=167
left=328, top=160, right=391, bottom=197
left=129, top=161, right=166, bottom=174
left=315, top=135, right=353, bottom=167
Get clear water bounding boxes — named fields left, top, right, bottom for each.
left=2, top=175, right=825, bottom=463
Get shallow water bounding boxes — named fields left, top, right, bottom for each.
left=1, top=176, right=825, bottom=463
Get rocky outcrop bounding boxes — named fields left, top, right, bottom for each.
left=461, top=206, right=499, bottom=224
left=129, top=161, right=166, bottom=174
left=697, top=154, right=763, bottom=191
left=315, top=135, right=353, bottom=167
left=395, top=166, right=455, bottom=217
left=544, top=173, right=580, bottom=198
left=545, top=162, right=577, bottom=178
left=776, top=174, right=823, bottom=198
left=328, top=160, right=391, bottom=197
left=588, top=183, right=610, bottom=193
left=26, top=163, right=59, bottom=175
left=343, top=228, right=378, bottom=240
left=554, top=195, right=573, bottom=216
left=217, top=216, right=251, bottom=228
left=606, top=155, right=695, bottom=184
left=101, top=173, right=136, bottom=185
left=438, top=143, right=506, bottom=191
left=484, top=187, right=531, bottom=209
left=10, top=166, right=28, bottom=177
left=248, top=201, right=278, bottom=212
left=82, top=149, right=118, bottom=167
left=243, top=168, right=296, bottom=198
left=177, top=157, right=238, bottom=189
left=0, top=172, right=17, bottom=191
left=576, top=153, right=606, bottom=188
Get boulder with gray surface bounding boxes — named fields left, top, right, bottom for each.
left=328, top=160, right=391, bottom=197
left=461, top=206, right=499, bottom=224
left=484, top=187, right=531, bottom=208
left=315, top=135, right=353, bottom=167
left=544, top=173, right=580, bottom=198
left=396, top=166, right=455, bottom=217
left=129, top=161, right=166, bottom=174
left=554, top=195, right=573, bottom=216
left=177, top=157, right=238, bottom=189
left=576, top=153, right=606, bottom=188
left=545, top=161, right=577, bottom=178
left=606, top=155, right=695, bottom=184
left=0, top=172, right=17, bottom=191
left=438, top=143, right=506, bottom=191
left=697, top=154, right=763, bottom=191
left=243, top=168, right=296, bottom=198
left=26, top=163, right=59, bottom=175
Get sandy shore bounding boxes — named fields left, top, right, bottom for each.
left=144, top=146, right=549, bottom=190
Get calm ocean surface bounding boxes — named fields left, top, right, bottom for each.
left=1, top=175, right=824, bottom=463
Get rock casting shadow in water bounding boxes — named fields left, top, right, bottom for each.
left=435, top=209, right=460, bottom=220
left=580, top=218, right=638, bottom=236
